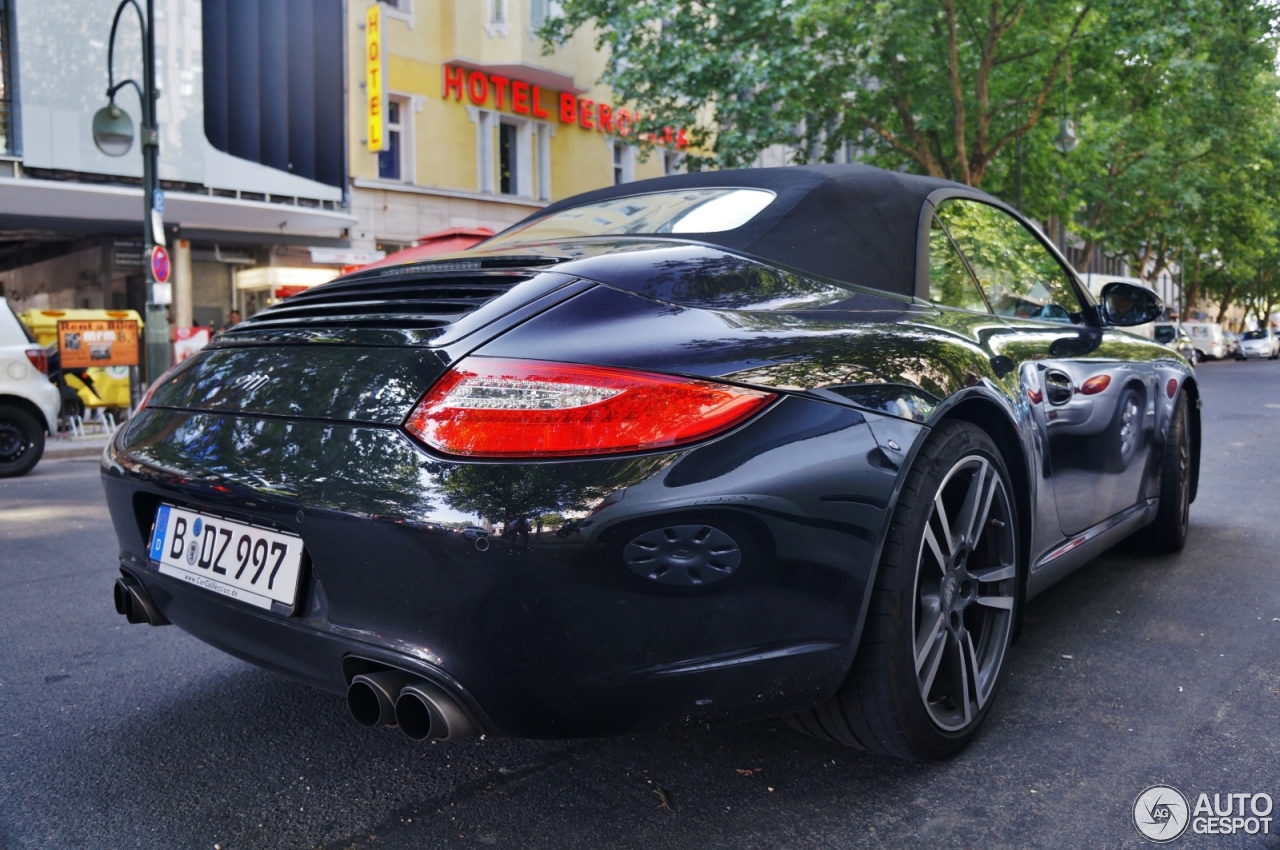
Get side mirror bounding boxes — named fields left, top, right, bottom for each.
left=1099, top=282, right=1163, bottom=327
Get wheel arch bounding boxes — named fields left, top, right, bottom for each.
left=0, top=394, right=52, bottom=433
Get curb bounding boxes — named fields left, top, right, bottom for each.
left=43, top=445, right=111, bottom=461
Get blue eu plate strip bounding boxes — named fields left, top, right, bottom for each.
left=150, top=505, right=171, bottom=562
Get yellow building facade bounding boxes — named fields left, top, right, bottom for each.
left=346, top=0, right=684, bottom=255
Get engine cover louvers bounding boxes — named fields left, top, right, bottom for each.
left=239, top=273, right=533, bottom=331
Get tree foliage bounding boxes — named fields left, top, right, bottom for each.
left=545, top=0, right=1280, bottom=325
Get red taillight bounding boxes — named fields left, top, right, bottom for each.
left=24, top=347, right=48, bottom=375
left=405, top=357, right=776, bottom=458
left=1026, top=387, right=1043, bottom=405
left=1080, top=374, right=1111, bottom=395
left=1166, top=378, right=1178, bottom=398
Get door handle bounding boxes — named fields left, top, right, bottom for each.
left=1044, top=369, right=1074, bottom=405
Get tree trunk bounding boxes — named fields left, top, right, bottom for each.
left=1215, top=282, right=1236, bottom=324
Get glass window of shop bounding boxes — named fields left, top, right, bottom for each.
left=0, top=0, right=15, bottom=156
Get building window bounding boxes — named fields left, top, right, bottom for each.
left=378, top=0, right=410, bottom=9
left=498, top=122, right=517, bottom=195
left=378, top=97, right=410, bottom=181
left=0, top=0, right=16, bottom=156
left=485, top=0, right=509, bottom=37
left=612, top=141, right=635, bottom=185
left=663, top=150, right=683, bottom=176
left=472, top=109, right=543, bottom=198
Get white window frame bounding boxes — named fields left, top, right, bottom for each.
left=378, top=0, right=416, bottom=27
left=528, top=0, right=563, bottom=38
left=378, top=93, right=414, bottom=183
left=536, top=123, right=555, bottom=201
left=611, top=140, right=635, bottom=185
left=469, top=107, right=549, bottom=199
left=485, top=0, right=509, bottom=37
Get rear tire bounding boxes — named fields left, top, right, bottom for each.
left=787, top=421, right=1020, bottom=761
left=1132, top=392, right=1190, bottom=553
left=0, top=404, right=44, bottom=478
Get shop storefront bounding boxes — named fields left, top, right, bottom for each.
left=346, top=0, right=686, bottom=255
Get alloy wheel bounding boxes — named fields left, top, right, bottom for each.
left=912, top=455, right=1017, bottom=732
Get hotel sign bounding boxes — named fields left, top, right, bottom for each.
left=443, top=65, right=688, bottom=148
left=366, top=4, right=387, bottom=152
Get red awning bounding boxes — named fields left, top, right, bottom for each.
left=354, top=227, right=495, bottom=272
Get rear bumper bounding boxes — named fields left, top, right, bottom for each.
left=102, top=397, right=910, bottom=738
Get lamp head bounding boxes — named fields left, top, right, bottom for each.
left=92, top=102, right=135, bottom=157
left=1053, top=117, right=1079, bottom=154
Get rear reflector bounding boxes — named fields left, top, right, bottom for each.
left=405, top=357, right=775, bottom=458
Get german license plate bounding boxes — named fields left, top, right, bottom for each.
left=148, top=504, right=305, bottom=611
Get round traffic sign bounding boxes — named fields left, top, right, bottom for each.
left=151, top=245, right=171, bottom=283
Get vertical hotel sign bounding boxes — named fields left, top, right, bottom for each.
left=366, top=3, right=386, bottom=152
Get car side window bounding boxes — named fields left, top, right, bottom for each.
left=936, top=200, right=1083, bottom=324
left=928, top=215, right=989, bottom=313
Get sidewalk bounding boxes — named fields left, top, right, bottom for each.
left=42, top=432, right=114, bottom=461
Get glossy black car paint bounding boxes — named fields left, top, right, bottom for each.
left=101, top=174, right=1200, bottom=740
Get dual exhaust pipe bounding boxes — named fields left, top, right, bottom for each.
left=347, top=670, right=476, bottom=742
left=113, top=576, right=470, bottom=741
left=113, top=574, right=169, bottom=626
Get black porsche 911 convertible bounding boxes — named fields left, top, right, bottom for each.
left=104, top=164, right=1198, bottom=761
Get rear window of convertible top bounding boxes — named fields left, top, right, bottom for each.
left=483, top=188, right=776, bottom=248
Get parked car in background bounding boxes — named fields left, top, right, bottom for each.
left=0, top=298, right=61, bottom=477
left=1153, top=323, right=1199, bottom=363
left=1180, top=321, right=1227, bottom=361
left=1223, top=330, right=1241, bottom=359
left=1237, top=328, right=1280, bottom=360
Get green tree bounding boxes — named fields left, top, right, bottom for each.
left=544, top=0, right=1094, bottom=181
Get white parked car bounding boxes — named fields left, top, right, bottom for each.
left=1237, top=328, right=1280, bottom=360
left=1180, top=321, right=1227, bottom=360
left=0, top=298, right=61, bottom=477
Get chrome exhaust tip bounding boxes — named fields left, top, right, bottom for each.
left=347, top=671, right=412, bottom=728
left=113, top=575, right=169, bottom=626
left=395, top=680, right=477, bottom=742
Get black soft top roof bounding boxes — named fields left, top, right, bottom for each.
left=500, top=164, right=975, bottom=298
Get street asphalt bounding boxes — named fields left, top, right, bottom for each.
left=1, top=359, right=1278, bottom=849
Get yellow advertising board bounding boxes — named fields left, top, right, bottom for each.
left=366, top=3, right=386, bottom=152
left=57, top=320, right=140, bottom=369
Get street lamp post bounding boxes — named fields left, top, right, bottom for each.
left=91, top=0, right=170, bottom=396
